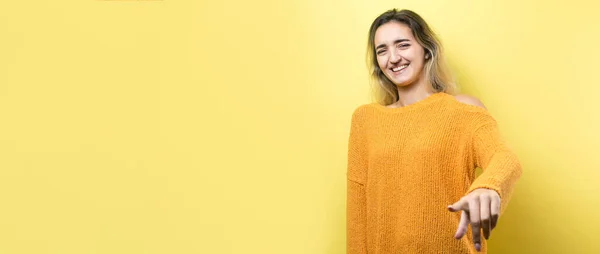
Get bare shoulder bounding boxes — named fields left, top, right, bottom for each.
left=453, top=94, right=487, bottom=109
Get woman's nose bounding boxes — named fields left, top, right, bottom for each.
left=389, top=49, right=401, bottom=64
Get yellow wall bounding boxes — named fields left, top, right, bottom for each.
left=0, top=0, right=598, bottom=253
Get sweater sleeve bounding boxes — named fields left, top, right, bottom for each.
left=466, top=117, right=523, bottom=216
left=347, top=107, right=368, bottom=254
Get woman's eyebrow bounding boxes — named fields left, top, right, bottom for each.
left=376, top=39, right=410, bottom=50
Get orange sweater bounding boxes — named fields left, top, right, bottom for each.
left=346, top=92, right=522, bottom=254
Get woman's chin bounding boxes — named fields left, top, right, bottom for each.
left=387, top=72, right=413, bottom=86
left=391, top=78, right=411, bottom=87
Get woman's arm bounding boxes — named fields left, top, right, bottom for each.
left=448, top=96, right=523, bottom=250
left=347, top=107, right=368, bottom=254
left=452, top=94, right=523, bottom=216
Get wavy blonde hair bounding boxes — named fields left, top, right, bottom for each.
left=367, top=9, right=457, bottom=105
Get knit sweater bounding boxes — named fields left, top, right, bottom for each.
left=346, top=92, right=522, bottom=254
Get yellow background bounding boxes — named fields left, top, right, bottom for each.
left=0, top=0, right=598, bottom=253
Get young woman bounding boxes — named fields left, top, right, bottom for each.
left=346, top=9, right=522, bottom=253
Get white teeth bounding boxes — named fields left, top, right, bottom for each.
left=392, top=64, right=408, bottom=72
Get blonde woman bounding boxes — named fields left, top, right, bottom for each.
left=346, top=9, right=522, bottom=253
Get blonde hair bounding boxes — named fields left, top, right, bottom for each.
left=366, top=9, right=458, bottom=105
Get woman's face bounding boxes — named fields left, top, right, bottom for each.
left=374, top=21, right=427, bottom=87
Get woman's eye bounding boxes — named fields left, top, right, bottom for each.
left=376, top=50, right=386, bottom=55
left=398, top=44, right=410, bottom=48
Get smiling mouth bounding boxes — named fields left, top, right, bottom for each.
left=391, top=64, right=409, bottom=73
